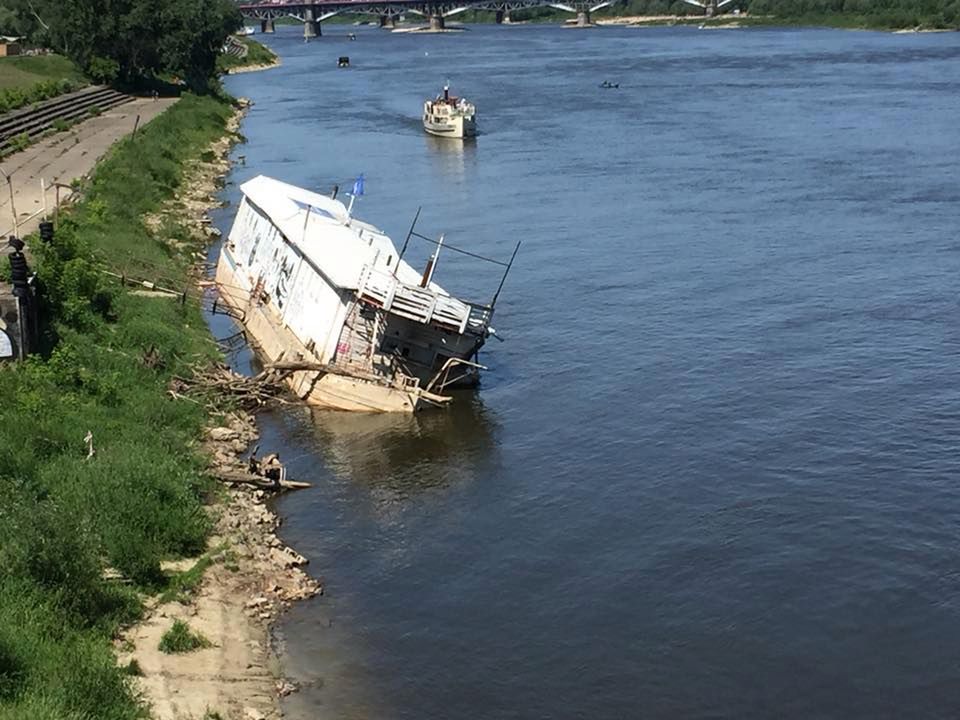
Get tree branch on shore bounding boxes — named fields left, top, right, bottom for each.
left=170, top=362, right=293, bottom=412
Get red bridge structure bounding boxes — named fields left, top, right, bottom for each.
left=237, top=0, right=622, bottom=34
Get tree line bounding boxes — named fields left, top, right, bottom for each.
left=0, top=0, right=242, bottom=92
left=742, top=0, right=960, bottom=26
left=604, top=0, right=960, bottom=26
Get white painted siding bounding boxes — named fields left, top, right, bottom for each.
left=281, top=259, right=347, bottom=363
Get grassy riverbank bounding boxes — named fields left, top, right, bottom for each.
left=0, top=54, right=85, bottom=91
left=217, top=37, right=279, bottom=74
left=0, top=93, right=234, bottom=720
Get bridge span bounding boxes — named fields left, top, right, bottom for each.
left=237, top=0, right=727, bottom=35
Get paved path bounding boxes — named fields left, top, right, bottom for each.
left=0, top=96, right=178, bottom=241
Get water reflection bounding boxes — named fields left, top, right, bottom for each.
left=305, top=392, right=499, bottom=504
left=423, top=133, right=476, bottom=179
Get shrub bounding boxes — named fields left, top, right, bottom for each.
left=87, top=56, right=120, bottom=84
left=10, top=132, right=30, bottom=153
left=158, top=620, right=211, bottom=654
left=0, top=78, right=81, bottom=116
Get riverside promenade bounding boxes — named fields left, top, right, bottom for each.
left=0, top=95, right=178, bottom=239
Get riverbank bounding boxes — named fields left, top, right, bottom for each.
left=594, top=13, right=960, bottom=30
left=114, top=99, right=320, bottom=720
left=0, top=90, right=315, bottom=720
left=219, top=38, right=281, bottom=75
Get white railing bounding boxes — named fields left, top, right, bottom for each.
left=357, top=264, right=491, bottom=335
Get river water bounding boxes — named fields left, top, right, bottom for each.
left=215, top=23, right=960, bottom=719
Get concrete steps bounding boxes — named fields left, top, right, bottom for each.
left=0, top=86, right=135, bottom=154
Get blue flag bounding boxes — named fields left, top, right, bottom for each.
left=352, top=174, right=365, bottom=196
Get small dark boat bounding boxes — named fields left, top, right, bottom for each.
left=599, top=80, right=619, bottom=89
left=338, top=56, right=350, bottom=67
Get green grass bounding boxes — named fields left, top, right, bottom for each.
left=157, top=544, right=230, bottom=604
left=0, top=54, right=85, bottom=91
left=0, top=92, right=235, bottom=719
left=158, top=620, right=212, bottom=654
left=0, top=55, right=87, bottom=115
left=217, top=38, right=278, bottom=73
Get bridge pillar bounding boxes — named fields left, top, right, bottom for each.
left=575, top=8, right=591, bottom=25
left=261, top=18, right=275, bottom=33
left=304, top=7, right=319, bottom=39
left=379, top=14, right=388, bottom=27
left=495, top=10, right=513, bottom=23
left=429, top=13, right=446, bottom=30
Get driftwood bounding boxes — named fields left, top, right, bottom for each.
left=169, top=362, right=291, bottom=411
left=212, top=467, right=311, bottom=491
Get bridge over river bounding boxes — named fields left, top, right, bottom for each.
left=238, top=0, right=732, bottom=34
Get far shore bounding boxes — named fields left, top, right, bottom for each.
left=227, top=58, right=282, bottom=74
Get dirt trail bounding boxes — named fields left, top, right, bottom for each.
left=0, top=96, right=177, bottom=239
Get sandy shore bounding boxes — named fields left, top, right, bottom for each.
left=115, top=100, right=320, bottom=720
left=227, top=58, right=282, bottom=75
left=892, top=27, right=957, bottom=33
left=596, top=14, right=704, bottom=25
left=596, top=13, right=755, bottom=25
left=391, top=25, right=466, bottom=33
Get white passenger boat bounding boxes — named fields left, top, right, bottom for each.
left=215, top=176, right=518, bottom=413
left=423, top=85, right=477, bottom=139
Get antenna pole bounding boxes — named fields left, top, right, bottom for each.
left=490, top=240, right=520, bottom=309
left=301, top=205, right=311, bottom=245
left=396, top=206, right=421, bottom=271
left=424, top=233, right=444, bottom=287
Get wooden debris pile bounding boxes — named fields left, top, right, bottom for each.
left=169, top=362, right=292, bottom=411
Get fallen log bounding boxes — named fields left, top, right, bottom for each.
left=212, top=468, right=311, bottom=491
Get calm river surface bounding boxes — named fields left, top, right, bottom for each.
left=215, top=23, right=960, bottom=719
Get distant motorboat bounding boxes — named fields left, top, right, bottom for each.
left=599, top=80, right=619, bottom=89
left=423, top=85, right=476, bottom=139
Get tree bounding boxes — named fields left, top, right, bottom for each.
left=156, top=0, right=242, bottom=93
left=3, top=0, right=241, bottom=92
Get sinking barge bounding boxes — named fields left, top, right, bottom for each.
left=215, top=176, right=517, bottom=412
